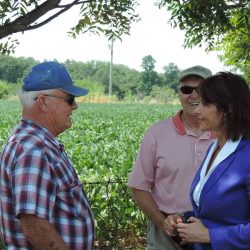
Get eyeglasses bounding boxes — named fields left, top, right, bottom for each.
left=179, top=86, right=199, bottom=95
left=34, top=94, right=75, bottom=106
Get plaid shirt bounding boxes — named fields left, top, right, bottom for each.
left=0, top=119, right=95, bottom=249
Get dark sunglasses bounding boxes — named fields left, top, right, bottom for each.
left=34, top=94, right=75, bottom=106
left=179, top=86, right=199, bottom=95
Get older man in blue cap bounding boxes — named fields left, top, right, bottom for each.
left=0, top=62, right=94, bottom=250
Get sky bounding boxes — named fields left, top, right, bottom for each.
left=12, top=0, right=227, bottom=74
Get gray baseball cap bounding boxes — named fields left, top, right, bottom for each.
left=180, top=65, right=212, bottom=82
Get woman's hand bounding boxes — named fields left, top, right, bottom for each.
left=176, top=217, right=210, bottom=243
left=163, top=213, right=184, bottom=236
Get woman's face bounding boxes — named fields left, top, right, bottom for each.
left=195, top=101, right=224, bottom=132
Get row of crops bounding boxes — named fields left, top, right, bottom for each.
left=0, top=100, right=180, bottom=249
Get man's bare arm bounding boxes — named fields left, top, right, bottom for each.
left=20, top=214, right=70, bottom=250
left=131, top=187, right=166, bottom=231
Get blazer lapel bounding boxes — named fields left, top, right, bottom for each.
left=198, top=140, right=247, bottom=207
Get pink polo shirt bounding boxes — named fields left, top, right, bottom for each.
left=128, top=111, right=215, bottom=213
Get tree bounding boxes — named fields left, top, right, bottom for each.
left=140, top=55, right=161, bottom=96
left=0, top=54, right=37, bottom=83
left=64, top=60, right=98, bottom=80
left=111, top=64, right=141, bottom=99
left=141, top=54, right=156, bottom=71
left=161, top=62, right=180, bottom=91
left=158, top=0, right=250, bottom=73
left=148, top=85, right=177, bottom=104
left=64, top=59, right=142, bottom=99
left=0, top=0, right=139, bottom=54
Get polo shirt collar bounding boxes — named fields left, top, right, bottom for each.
left=172, top=111, right=186, bottom=135
left=171, top=110, right=216, bottom=139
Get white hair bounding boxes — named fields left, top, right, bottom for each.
left=18, top=89, right=56, bottom=107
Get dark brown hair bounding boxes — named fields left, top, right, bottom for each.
left=199, top=72, right=250, bottom=141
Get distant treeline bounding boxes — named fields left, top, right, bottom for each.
left=0, top=54, right=182, bottom=102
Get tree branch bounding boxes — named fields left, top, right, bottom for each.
left=58, top=0, right=92, bottom=8
left=26, top=0, right=91, bottom=31
left=0, top=0, right=91, bottom=39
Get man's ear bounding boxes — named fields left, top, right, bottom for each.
left=35, top=95, right=49, bottom=112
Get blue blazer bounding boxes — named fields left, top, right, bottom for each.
left=190, top=139, right=250, bottom=250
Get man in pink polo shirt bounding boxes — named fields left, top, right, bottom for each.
left=128, top=65, right=215, bottom=250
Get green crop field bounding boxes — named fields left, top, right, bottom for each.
left=0, top=100, right=180, bottom=249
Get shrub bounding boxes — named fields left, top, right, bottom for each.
left=0, top=81, right=10, bottom=99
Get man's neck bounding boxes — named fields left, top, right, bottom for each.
left=181, top=111, right=202, bottom=136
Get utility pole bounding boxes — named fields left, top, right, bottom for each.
left=108, top=39, right=113, bottom=97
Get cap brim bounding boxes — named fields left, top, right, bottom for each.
left=60, top=86, right=89, bottom=97
left=180, top=73, right=205, bottom=82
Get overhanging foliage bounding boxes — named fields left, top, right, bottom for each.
left=158, top=0, right=250, bottom=71
left=0, top=0, right=139, bottom=54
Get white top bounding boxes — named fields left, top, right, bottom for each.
left=192, top=138, right=241, bottom=207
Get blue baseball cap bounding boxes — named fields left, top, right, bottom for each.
left=23, top=61, right=89, bottom=96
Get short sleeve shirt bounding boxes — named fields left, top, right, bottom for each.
left=127, top=111, right=215, bottom=213
left=0, top=119, right=95, bottom=250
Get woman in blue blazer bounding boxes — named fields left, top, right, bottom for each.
left=164, top=72, right=250, bottom=250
